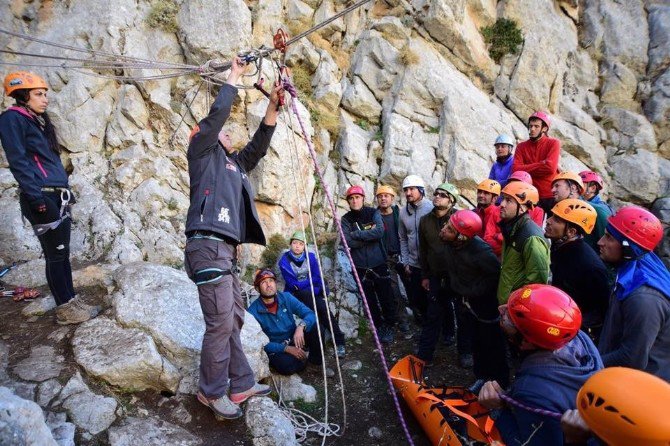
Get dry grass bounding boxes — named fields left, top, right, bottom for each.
left=399, top=45, right=420, bottom=65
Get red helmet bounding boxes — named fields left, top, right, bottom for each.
left=507, top=284, right=582, bottom=350
left=508, top=170, right=533, bottom=185
left=529, top=111, right=551, bottom=130
left=345, top=185, right=365, bottom=198
left=449, top=210, right=483, bottom=239
left=253, top=269, right=276, bottom=289
left=578, top=171, right=604, bottom=190
left=608, top=206, right=663, bottom=251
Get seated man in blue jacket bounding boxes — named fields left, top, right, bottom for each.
left=278, top=230, right=346, bottom=357
left=248, top=269, right=320, bottom=375
left=478, top=284, right=603, bottom=446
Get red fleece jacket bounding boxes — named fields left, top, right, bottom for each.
left=512, top=136, right=561, bottom=199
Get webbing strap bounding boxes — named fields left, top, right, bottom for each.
left=193, top=267, right=232, bottom=286
left=417, top=391, right=495, bottom=443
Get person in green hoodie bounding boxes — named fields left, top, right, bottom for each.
left=496, top=181, right=549, bottom=304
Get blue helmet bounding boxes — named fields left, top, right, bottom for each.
left=494, top=134, right=515, bottom=147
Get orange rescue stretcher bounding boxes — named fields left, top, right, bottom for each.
left=390, top=355, right=505, bottom=446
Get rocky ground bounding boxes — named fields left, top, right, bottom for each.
left=0, top=267, right=474, bottom=446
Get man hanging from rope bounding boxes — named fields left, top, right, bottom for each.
left=183, top=57, right=283, bottom=420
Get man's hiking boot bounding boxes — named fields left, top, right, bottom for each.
left=230, top=383, right=271, bottom=405
left=56, top=297, right=99, bottom=325
left=197, top=391, right=243, bottom=420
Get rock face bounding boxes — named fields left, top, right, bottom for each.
left=107, top=416, right=201, bottom=446
left=245, top=397, right=298, bottom=446
left=0, top=386, right=58, bottom=446
left=72, top=317, right=181, bottom=393
left=111, top=262, right=270, bottom=393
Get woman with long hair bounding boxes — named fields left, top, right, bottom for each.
left=0, top=71, right=97, bottom=324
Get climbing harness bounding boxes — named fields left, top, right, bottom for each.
left=30, top=188, right=72, bottom=236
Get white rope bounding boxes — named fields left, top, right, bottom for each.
left=271, top=375, right=341, bottom=443
left=277, top=60, right=348, bottom=442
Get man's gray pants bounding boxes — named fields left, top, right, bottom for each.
left=185, top=238, right=255, bottom=399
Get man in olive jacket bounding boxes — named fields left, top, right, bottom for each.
left=184, top=59, right=281, bottom=420
left=496, top=182, right=549, bottom=304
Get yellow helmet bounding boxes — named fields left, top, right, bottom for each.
left=376, top=185, right=396, bottom=197
left=477, top=179, right=501, bottom=196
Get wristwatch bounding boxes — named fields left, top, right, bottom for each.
left=298, top=321, right=306, bottom=329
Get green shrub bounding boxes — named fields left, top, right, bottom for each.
left=146, top=0, right=179, bottom=33
left=260, top=233, right=288, bottom=269
left=481, top=18, right=524, bottom=63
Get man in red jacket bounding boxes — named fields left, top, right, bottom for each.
left=512, top=111, right=561, bottom=214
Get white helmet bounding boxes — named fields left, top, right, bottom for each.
left=402, top=174, right=425, bottom=189
left=494, top=134, right=515, bottom=147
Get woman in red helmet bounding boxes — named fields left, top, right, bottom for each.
left=0, top=72, right=97, bottom=324
left=478, top=284, right=603, bottom=446
left=597, top=206, right=670, bottom=381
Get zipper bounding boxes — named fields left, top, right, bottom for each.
left=200, top=189, right=210, bottom=222
left=33, top=155, right=48, bottom=178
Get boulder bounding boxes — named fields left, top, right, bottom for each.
left=272, top=374, right=317, bottom=403
left=72, top=317, right=181, bottom=393
left=56, top=372, right=117, bottom=435
left=0, top=387, right=58, bottom=446
left=45, top=412, right=75, bottom=446
left=12, top=345, right=64, bottom=383
left=22, top=296, right=57, bottom=318
left=107, top=416, right=201, bottom=446
left=609, top=149, right=666, bottom=204
left=341, top=77, right=383, bottom=123
left=37, top=379, right=63, bottom=408
left=602, top=107, right=658, bottom=154
left=644, top=69, right=670, bottom=158
left=245, top=397, right=298, bottom=446
left=111, top=262, right=270, bottom=393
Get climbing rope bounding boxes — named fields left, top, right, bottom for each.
left=282, top=78, right=416, bottom=446
left=271, top=375, right=341, bottom=443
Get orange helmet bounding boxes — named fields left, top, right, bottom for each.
left=552, top=172, right=585, bottom=195
left=501, top=181, right=539, bottom=208
left=376, top=185, right=396, bottom=197
left=577, top=367, right=670, bottom=446
left=507, top=284, right=582, bottom=350
left=4, top=71, right=48, bottom=96
left=550, top=199, right=597, bottom=234
left=477, top=179, right=501, bottom=196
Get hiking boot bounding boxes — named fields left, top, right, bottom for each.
left=379, top=326, right=394, bottom=344
left=56, top=297, right=99, bottom=325
left=197, top=391, right=243, bottom=420
left=230, top=382, right=271, bottom=405
left=459, top=353, right=474, bottom=369
left=336, top=344, right=346, bottom=358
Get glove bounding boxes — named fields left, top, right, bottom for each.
left=29, top=198, right=47, bottom=214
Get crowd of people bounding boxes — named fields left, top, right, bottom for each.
left=2, top=64, right=669, bottom=445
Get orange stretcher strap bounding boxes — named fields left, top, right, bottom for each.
left=417, top=391, right=495, bottom=444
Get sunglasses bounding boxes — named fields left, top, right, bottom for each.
left=434, top=192, right=450, bottom=199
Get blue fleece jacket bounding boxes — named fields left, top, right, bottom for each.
left=247, top=292, right=316, bottom=354
left=489, top=155, right=514, bottom=189
left=495, top=331, right=603, bottom=446
left=278, top=250, right=328, bottom=296
left=0, top=108, right=69, bottom=203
